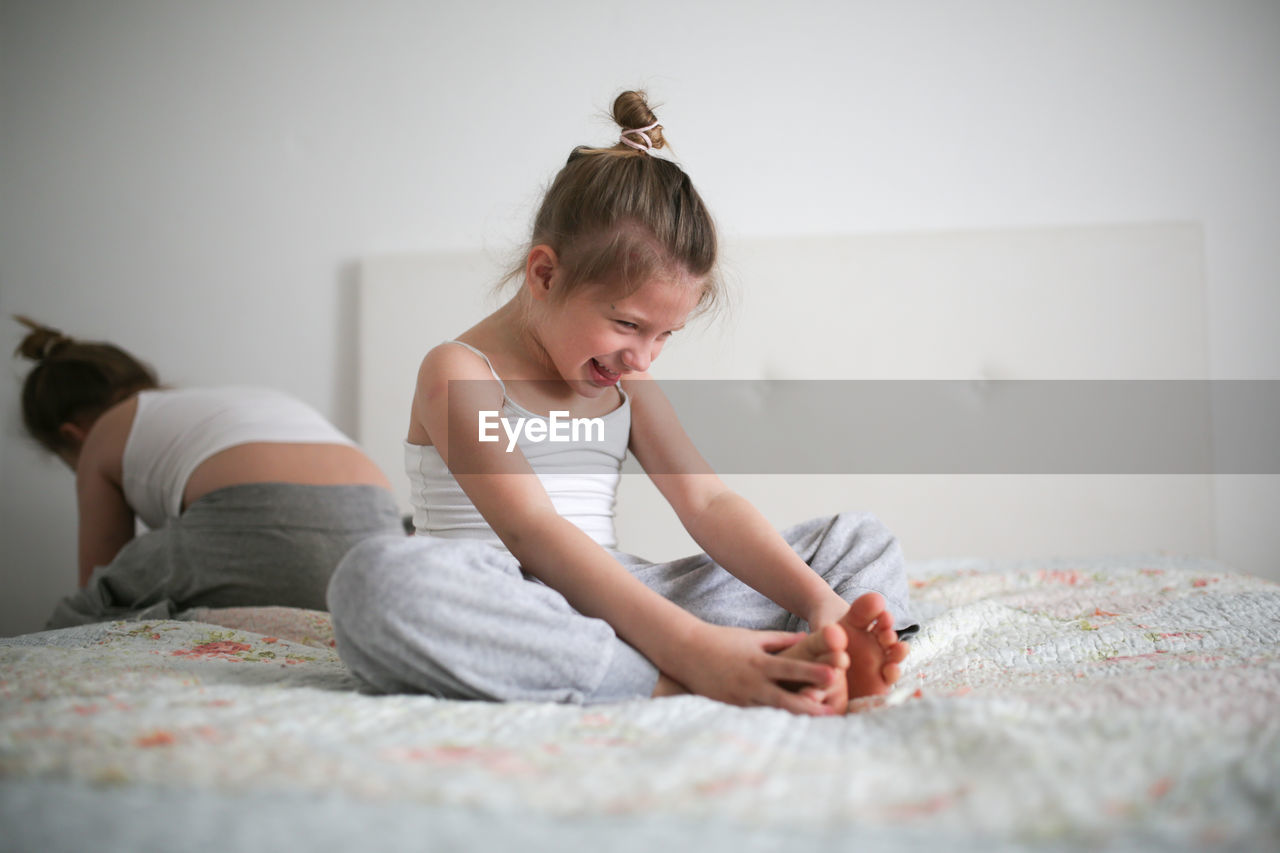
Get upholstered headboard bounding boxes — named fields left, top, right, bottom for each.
left=357, top=222, right=1212, bottom=562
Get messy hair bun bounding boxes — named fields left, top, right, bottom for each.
left=14, top=315, right=72, bottom=361
left=611, top=90, right=665, bottom=153
left=12, top=316, right=160, bottom=454
left=506, top=87, right=721, bottom=318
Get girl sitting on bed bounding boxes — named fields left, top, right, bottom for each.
left=14, top=317, right=405, bottom=629
left=326, top=91, right=914, bottom=716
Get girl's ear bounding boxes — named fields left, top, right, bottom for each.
left=524, top=245, right=559, bottom=301
left=57, top=421, right=89, bottom=450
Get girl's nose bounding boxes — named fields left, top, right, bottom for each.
left=621, top=347, right=651, bottom=373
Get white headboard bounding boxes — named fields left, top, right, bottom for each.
left=358, top=222, right=1212, bottom=562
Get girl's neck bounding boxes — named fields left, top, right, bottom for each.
left=479, top=296, right=558, bottom=382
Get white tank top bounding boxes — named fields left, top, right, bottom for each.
left=122, top=387, right=355, bottom=529
left=405, top=341, right=630, bottom=548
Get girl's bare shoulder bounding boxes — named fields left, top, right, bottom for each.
left=413, top=342, right=506, bottom=425
left=417, top=341, right=498, bottom=384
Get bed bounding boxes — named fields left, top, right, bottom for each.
left=4, top=224, right=1276, bottom=851
left=3, top=556, right=1277, bottom=851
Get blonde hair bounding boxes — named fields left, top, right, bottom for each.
left=13, top=316, right=159, bottom=454
left=510, top=90, right=721, bottom=316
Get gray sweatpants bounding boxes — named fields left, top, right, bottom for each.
left=46, top=483, right=404, bottom=629
left=327, top=512, right=915, bottom=705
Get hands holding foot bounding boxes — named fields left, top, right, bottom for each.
left=778, top=591, right=910, bottom=714
left=653, top=592, right=910, bottom=717
left=785, top=591, right=911, bottom=714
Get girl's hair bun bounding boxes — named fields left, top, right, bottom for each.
left=508, top=87, right=720, bottom=320
left=13, top=315, right=72, bottom=361
left=14, top=316, right=161, bottom=454
left=612, top=90, right=665, bottom=151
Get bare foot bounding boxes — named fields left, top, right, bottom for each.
left=777, top=623, right=850, bottom=714
left=838, top=592, right=910, bottom=699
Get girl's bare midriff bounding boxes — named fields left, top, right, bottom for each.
left=182, top=442, right=391, bottom=511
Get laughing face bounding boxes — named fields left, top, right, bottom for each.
left=537, top=269, right=703, bottom=399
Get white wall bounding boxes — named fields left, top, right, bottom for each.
left=2, top=0, right=1277, bottom=636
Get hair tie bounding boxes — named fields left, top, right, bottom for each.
left=619, top=120, right=661, bottom=153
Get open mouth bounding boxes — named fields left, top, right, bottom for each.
left=589, top=358, right=620, bottom=385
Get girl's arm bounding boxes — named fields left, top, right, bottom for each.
left=74, top=403, right=136, bottom=587
left=624, top=374, right=851, bottom=630
left=414, top=345, right=835, bottom=712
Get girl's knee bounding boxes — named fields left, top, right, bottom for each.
left=327, top=534, right=416, bottom=618
left=829, top=511, right=902, bottom=552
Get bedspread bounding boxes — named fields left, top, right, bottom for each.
left=2, top=555, right=1278, bottom=852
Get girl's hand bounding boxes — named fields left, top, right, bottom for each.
left=670, top=623, right=842, bottom=716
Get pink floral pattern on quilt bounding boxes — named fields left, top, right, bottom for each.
left=2, top=556, right=1277, bottom=850
left=178, top=606, right=336, bottom=650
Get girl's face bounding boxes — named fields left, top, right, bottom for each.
left=538, top=270, right=703, bottom=398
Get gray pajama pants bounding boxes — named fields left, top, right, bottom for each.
left=46, top=483, right=404, bottom=629
left=327, top=512, right=916, bottom=705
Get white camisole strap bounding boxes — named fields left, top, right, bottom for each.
left=444, top=339, right=507, bottom=396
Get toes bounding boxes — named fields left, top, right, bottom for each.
left=882, top=662, right=901, bottom=685
left=843, top=592, right=887, bottom=631
left=818, top=622, right=849, bottom=654
left=885, top=642, right=909, bottom=664
left=798, top=685, right=826, bottom=703
left=801, top=626, right=849, bottom=670
left=796, top=624, right=846, bottom=658
left=818, top=650, right=851, bottom=671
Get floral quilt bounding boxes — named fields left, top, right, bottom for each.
left=2, top=555, right=1277, bottom=852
